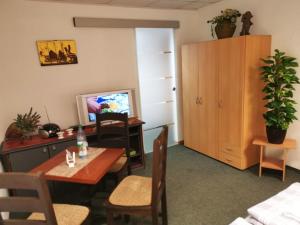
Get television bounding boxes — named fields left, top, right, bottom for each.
left=76, top=89, right=135, bottom=126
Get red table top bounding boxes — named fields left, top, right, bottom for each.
left=30, top=146, right=124, bottom=185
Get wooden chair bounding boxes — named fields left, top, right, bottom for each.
left=0, top=172, right=89, bottom=225
left=96, top=112, right=131, bottom=181
left=105, top=125, right=168, bottom=225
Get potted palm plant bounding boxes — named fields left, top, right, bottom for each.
left=207, top=9, right=241, bottom=39
left=5, top=107, right=41, bottom=141
left=261, top=49, right=299, bottom=144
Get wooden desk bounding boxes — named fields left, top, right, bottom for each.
left=30, top=146, right=124, bottom=185
left=1, top=118, right=145, bottom=173
left=253, top=137, right=296, bottom=181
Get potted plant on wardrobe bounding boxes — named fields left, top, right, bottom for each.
left=207, top=9, right=241, bottom=39
left=261, top=49, right=300, bottom=144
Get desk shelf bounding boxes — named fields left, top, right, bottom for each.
left=129, top=132, right=139, bottom=137
left=131, top=161, right=144, bottom=169
left=261, top=157, right=284, bottom=171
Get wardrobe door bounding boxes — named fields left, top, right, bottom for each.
left=182, top=44, right=201, bottom=151
left=218, top=37, right=245, bottom=158
left=197, top=41, right=218, bottom=157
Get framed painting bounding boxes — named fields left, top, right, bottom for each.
left=36, top=40, right=78, bottom=66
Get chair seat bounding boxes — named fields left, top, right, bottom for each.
left=108, top=156, right=127, bottom=173
left=109, top=175, right=152, bottom=206
left=28, top=203, right=89, bottom=225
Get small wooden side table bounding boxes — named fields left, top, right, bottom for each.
left=253, top=137, right=296, bottom=181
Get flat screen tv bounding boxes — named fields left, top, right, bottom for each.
left=76, top=89, right=134, bottom=126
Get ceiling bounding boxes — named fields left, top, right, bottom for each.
left=32, top=0, right=224, bottom=10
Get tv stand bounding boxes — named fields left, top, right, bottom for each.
left=1, top=118, right=145, bottom=173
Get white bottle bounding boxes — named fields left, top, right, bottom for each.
left=77, top=125, right=88, bottom=157
left=76, top=125, right=86, bottom=146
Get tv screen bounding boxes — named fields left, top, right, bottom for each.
left=86, top=92, right=131, bottom=122
left=76, top=89, right=134, bottom=126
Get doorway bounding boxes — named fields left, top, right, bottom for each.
left=135, top=28, right=178, bottom=153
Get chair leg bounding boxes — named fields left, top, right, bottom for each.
left=115, top=173, right=121, bottom=185
left=107, top=210, right=114, bottom=225
left=116, top=164, right=130, bottom=185
left=152, top=210, right=159, bottom=225
left=161, top=188, right=168, bottom=225
left=124, top=214, right=130, bottom=223
left=127, top=163, right=132, bottom=176
left=81, top=211, right=92, bottom=225
left=128, top=168, right=132, bottom=176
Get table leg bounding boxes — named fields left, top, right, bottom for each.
left=282, top=149, right=287, bottom=182
left=259, top=146, right=264, bottom=177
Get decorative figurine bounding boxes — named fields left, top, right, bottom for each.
left=66, top=128, right=74, bottom=136
left=57, top=131, right=64, bottom=139
left=240, top=11, right=253, bottom=36
left=66, top=149, right=76, bottom=168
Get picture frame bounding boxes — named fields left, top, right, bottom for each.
left=36, top=40, right=78, bottom=66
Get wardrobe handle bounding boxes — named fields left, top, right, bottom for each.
left=199, top=97, right=203, bottom=105
left=218, top=100, right=223, bottom=108
left=225, top=148, right=232, bottom=152
left=196, top=97, right=199, bottom=105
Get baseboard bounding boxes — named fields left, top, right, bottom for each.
left=178, top=140, right=184, bottom=145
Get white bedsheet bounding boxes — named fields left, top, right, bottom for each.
left=247, top=182, right=300, bottom=225
left=229, top=217, right=252, bottom=225
left=283, top=211, right=300, bottom=223
left=245, top=216, right=264, bottom=225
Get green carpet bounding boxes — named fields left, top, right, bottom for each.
left=127, top=144, right=300, bottom=225
left=12, top=145, right=300, bottom=224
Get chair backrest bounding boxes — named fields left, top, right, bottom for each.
left=151, top=125, right=168, bottom=207
left=96, top=112, right=130, bottom=156
left=0, top=172, right=57, bottom=225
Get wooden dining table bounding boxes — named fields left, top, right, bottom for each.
left=30, top=146, right=124, bottom=185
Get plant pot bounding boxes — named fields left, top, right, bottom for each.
left=5, top=122, right=23, bottom=140
left=215, top=20, right=236, bottom=39
left=19, top=131, right=34, bottom=144
left=266, top=126, right=287, bottom=144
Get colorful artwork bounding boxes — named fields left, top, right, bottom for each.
left=86, top=93, right=130, bottom=122
left=36, top=40, right=78, bottom=66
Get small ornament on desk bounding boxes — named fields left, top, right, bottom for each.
left=66, top=128, right=73, bottom=136
left=66, top=149, right=76, bottom=168
left=57, top=131, right=64, bottom=139
left=240, top=11, right=253, bottom=36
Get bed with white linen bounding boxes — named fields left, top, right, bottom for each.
left=229, top=183, right=300, bottom=225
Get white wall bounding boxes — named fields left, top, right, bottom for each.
left=197, top=0, right=300, bottom=169
left=0, top=0, right=202, bottom=142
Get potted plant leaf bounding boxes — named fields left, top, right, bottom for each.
left=207, top=9, right=241, bottom=39
left=7, top=107, right=41, bottom=141
left=261, top=49, right=299, bottom=144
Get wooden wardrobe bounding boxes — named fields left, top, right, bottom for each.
left=182, top=35, right=271, bottom=170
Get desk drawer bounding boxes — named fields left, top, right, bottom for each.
left=9, top=147, right=49, bottom=172
left=49, top=140, right=77, bottom=157
left=219, top=151, right=241, bottom=169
